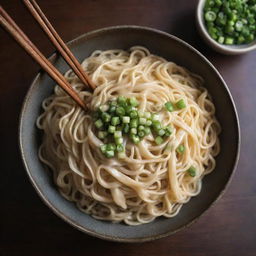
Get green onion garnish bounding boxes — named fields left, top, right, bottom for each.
left=187, top=166, right=196, bottom=177
left=131, top=134, right=140, bottom=144
left=165, top=101, right=174, bottom=112
left=101, top=112, right=111, bottom=123
left=144, top=127, right=151, bottom=135
left=114, top=131, right=122, bottom=138
left=95, top=119, right=103, bottom=129
left=94, top=96, right=174, bottom=157
left=130, top=110, right=138, bottom=119
left=108, top=125, right=116, bottom=134
left=176, top=144, right=185, bottom=154
left=130, top=128, right=137, bottom=135
left=111, top=116, right=120, bottom=126
left=100, top=144, right=107, bottom=153
left=122, top=116, right=130, bottom=123
left=176, top=99, right=186, bottom=109
left=116, top=107, right=125, bottom=116
left=130, top=119, right=138, bottom=128
left=138, top=131, right=145, bottom=137
left=116, top=144, right=124, bottom=152
left=158, top=129, right=165, bottom=136
left=105, top=150, right=115, bottom=158
left=129, top=97, right=138, bottom=107
left=155, top=136, right=163, bottom=145
left=98, top=131, right=107, bottom=139
left=204, top=0, right=256, bottom=45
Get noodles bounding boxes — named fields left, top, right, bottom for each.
left=37, top=46, right=221, bottom=225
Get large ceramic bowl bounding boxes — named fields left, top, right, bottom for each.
left=19, top=25, right=240, bottom=242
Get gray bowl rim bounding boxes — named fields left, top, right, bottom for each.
left=197, top=0, right=256, bottom=54
left=19, top=25, right=241, bottom=243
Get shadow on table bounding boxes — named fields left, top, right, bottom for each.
left=167, top=9, right=245, bottom=64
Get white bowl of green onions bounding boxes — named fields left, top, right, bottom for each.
left=197, top=0, right=256, bottom=54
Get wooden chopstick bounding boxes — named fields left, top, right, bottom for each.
left=0, top=6, right=87, bottom=109
left=23, top=0, right=96, bottom=90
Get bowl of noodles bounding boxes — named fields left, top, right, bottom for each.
left=19, top=25, right=240, bottom=242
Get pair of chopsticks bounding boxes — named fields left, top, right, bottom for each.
left=0, top=0, right=96, bottom=109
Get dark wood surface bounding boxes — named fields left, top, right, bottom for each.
left=1, top=0, right=255, bottom=255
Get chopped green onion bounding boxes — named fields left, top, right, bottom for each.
left=131, top=135, right=140, bottom=144
left=165, top=101, right=174, bottom=112
left=115, top=137, right=123, bottom=145
left=215, top=0, right=222, bottom=7
left=246, top=34, right=254, bottom=43
left=116, top=144, right=124, bottom=152
left=130, top=119, right=138, bottom=128
left=114, top=131, right=122, bottom=138
left=138, top=131, right=145, bottom=137
left=109, top=105, right=116, bottom=113
left=117, top=96, right=127, bottom=106
left=139, top=117, right=147, bottom=125
left=158, top=129, right=165, bottom=136
left=155, top=136, right=163, bottom=145
left=144, top=127, right=151, bottom=135
left=116, top=107, right=125, bottom=116
left=138, top=111, right=144, bottom=117
left=146, top=120, right=152, bottom=126
left=108, top=125, right=116, bottom=134
left=144, top=112, right=151, bottom=119
left=225, top=37, right=234, bottom=44
left=165, top=126, right=173, bottom=136
left=123, top=124, right=130, bottom=133
left=110, top=100, right=117, bottom=106
left=111, top=116, right=120, bottom=126
left=235, top=20, right=243, bottom=31
left=237, top=35, right=245, bottom=44
left=130, top=128, right=137, bottom=135
left=187, top=166, right=196, bottom=177
left=152, top=120, right=162, bottom=131
left=98, top=131, right=107, bottom=139
left=225, top=25, right=234, bottom=34
left=218, top=36, right=225, bottom=44
left=130, top=110, right=138, bottom=119
left=205, top=11, right=217, bottom=21
left=152, top=114, right=160, bottom=121
left=138, top=125, right=145, bottom=131
left=99, top=104, right=109, bottom=112
left=101, top=112, right=111, bottom=123
left=129, top=97, right=139, bottom=107
left=126, top=105, right=135, bottom=114
left=204, top=0, right=256, bottom=45
left=176, top=99, right=186, bottom=109
left=107, top=143, right=116, bottom=151
left=176, top=144, right=185, bottom=154
left=105, top=150, right=114, bottom=158
left=95, top=119, right=103, bottom=129
left=95, top=96, right=182, bottom=154
left=100, top=144, right=107, bottom=153
left=122, top=116, right=130, bottom=123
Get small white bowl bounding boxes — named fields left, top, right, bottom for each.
left=196, top=0, right=256, bottom=55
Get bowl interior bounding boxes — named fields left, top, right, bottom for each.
left=19, top=26, right=240, bottom=242
left=197, top=0, right=256, bottom=54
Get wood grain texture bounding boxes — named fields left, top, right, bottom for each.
left=0, top=0, right=255, bottom=255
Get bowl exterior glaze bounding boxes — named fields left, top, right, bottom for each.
left=19, top=25, right=240, bottom=242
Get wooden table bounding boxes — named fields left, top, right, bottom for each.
left=1, top=0, right=255, bottom=255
